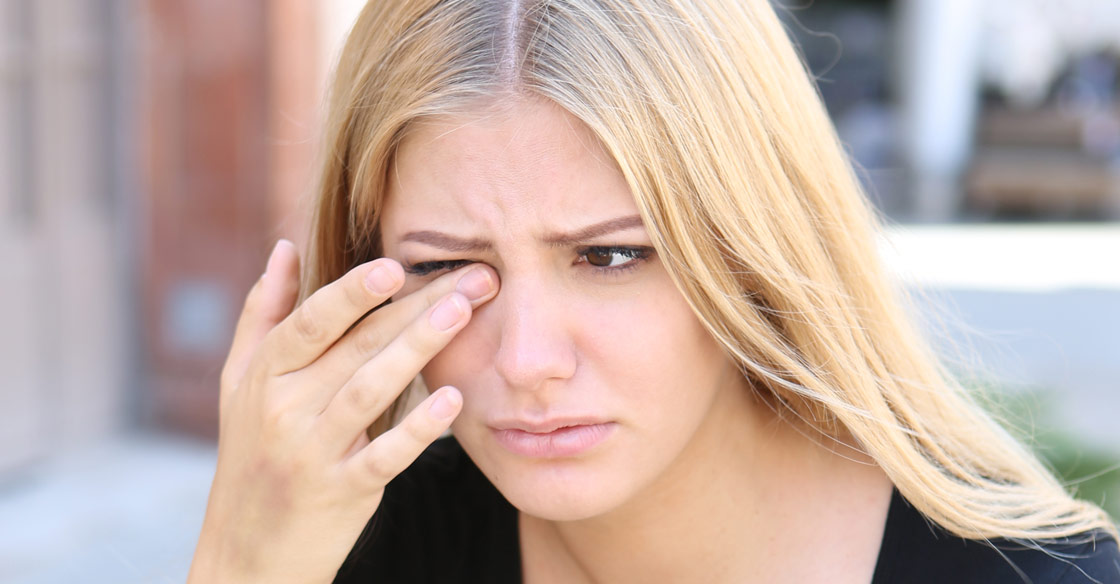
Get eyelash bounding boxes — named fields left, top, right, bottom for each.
left=401, top=258, right=470, bottom=276
left=402, top=246, right=654, bottom=277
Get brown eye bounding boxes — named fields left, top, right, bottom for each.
left=585, top=249, right=615, bottom=267
left=577, top=246, right=652, bottom=271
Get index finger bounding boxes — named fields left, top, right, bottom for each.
left=258, top=258, right=405, bottom=376
left=304, top=263, right=499, bottom=394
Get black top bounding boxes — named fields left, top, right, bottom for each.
left=334, top=437, right=1120, bottom=583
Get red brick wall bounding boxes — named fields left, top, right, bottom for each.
left=137, top=0, right=318, bottom=438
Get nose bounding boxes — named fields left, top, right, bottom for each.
left=487, top=277, right=578, bottom=392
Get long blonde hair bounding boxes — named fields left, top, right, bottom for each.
left=305, top=0, right=1117, bottom=541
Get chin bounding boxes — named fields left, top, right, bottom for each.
left=495, top=462, right=635, bottom=522
left=459, top=432, right=636, bottom=521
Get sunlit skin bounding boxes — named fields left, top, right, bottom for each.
left=379, top=99, right=893, bottom=583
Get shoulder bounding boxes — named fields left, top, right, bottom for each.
left=874, top=490, right=1120, bottom=584
left=333, top=436, right=521, bottom=583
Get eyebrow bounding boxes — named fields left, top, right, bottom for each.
left=399, top=214, right=645, bottom=251
left=398, top=231, right=492, bottom=252
left=541, top=214, right=645, bottom=246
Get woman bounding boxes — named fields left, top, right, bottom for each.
left=189, top=0, right=1119, bottom=582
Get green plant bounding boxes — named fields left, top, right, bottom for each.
left=983, top=386, right=1120, bottom=523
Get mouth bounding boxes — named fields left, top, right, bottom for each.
left=490, top=421, right=616, bottom=458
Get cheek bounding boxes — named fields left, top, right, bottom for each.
left=419, top=270, right=723, bottom=420
left=418, top=292, right=641, bottom=395
left=418, top=316, right=496, bottom=394
left=598, top=276, right=734, bottom=420
left=604, top=300, right=720, bottom=413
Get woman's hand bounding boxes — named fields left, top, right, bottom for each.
left=187, top=240, right=498, bottom=584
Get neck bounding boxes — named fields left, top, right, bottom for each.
left=520, top=388, right=893, bottom=584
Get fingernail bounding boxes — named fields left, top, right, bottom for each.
left=428, top=389, right=461, bottom=420
left=456, top=268, right=495, bottom=302
left=365, top=264, right=398, bottom=295
left=429, top=295, right=467, bottom=331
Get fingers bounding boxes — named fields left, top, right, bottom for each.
left=306, top=264, right=498, bottom=395
left=345, top=386, right=462, bottom=488
left=258, top=256, right=407, bottom=376
left=221, top=240, right=301, bottom=398
left=317, top=291, right=476, bottom=448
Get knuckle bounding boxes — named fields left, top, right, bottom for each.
left=361, top=448, right=396, bottom=482
left=351, top=325, right=389, bottom=359
left=261, top=394, right=301, bottom=433
left=403, top=323, right=442, bottom=356
left=291, top=303, right=329, bottom=344
left=401, top=412, right=434, bottom=446
left=343, top=270, right=373, bottom=308
left=341, top=380, right=384, bottom=415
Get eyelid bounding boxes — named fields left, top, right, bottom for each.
left=402, top=245, right=655, bottom=278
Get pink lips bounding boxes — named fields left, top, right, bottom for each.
left=491, top=421, right=616, bottom=458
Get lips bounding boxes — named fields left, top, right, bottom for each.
left=490, top=420, right=616, bottom=458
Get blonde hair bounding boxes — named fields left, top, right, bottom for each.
left=305, top=0, right=1117, bottom=541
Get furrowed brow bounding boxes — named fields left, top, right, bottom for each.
left=398, top=215, right=646, bottom=252
left=542, top=215, right=645, bottom=247
left=399, top=231, right=493, bottom=252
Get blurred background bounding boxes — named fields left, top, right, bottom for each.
left=0, top=0, right=1117, bottom=582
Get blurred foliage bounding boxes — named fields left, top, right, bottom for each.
left=979, top=385, right=1120, bottom=523
left=1035, top=428, right=1120, bottom=522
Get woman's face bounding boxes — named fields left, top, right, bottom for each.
left=380, top=99, right=752, bottom=521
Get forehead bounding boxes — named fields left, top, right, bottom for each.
left=380, top=99, right=637, bottom=239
